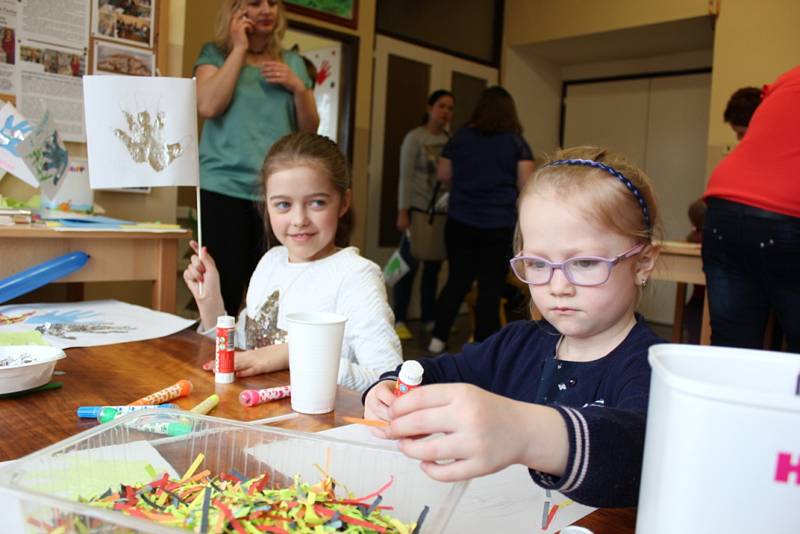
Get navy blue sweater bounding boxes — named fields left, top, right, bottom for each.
left=370, top=317, right=663, bottom=508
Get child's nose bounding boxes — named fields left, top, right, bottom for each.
left=291, top=207, right=309, bottom=227
left=548, top=267, right=575, bottom=295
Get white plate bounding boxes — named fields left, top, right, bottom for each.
left=0, top=346, right=66, bottom=395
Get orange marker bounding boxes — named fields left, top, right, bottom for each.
left=341, top=416, right=389, bottom=429
left=129, top=380, right=193, bottom=406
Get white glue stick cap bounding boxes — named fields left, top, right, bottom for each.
left=215, top=372, right=235, bottom=384
left=216, top=315, right=235, bottom=328
left=398, top=360, right=424, bottom=386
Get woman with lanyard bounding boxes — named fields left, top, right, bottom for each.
left=195, top=0, right=318, bottom=316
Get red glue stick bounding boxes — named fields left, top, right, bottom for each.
left=215, top=315, right=236, bottom=384
left=394, top=360, right=424, bottom=396
left=239, top=385, right=291, bottom=407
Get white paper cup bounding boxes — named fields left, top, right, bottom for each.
left=286, top=312, right=347, bottom=414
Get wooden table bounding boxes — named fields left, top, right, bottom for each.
left=0, top=225, right=188, bottom=313
left=651, top=240, right=710, bottom=344
left=0, top=330, right=635, bottom=533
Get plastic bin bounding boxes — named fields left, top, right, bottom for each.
left=0, top=411, right=468, bottom=533
left=637, top=344, right=800, bottom=533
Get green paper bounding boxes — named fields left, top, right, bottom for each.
left=0, top=331, right=49, bottom=346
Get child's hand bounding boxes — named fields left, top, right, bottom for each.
left=363, top=380, right=396, bottom=438
left=183, top=241, right=226, bottom=330
left=201, top=344, right=290, bottom=377
left=389, top=383, right=568, bottom=482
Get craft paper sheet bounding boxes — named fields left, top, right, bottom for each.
left=17, top=108, right=69, bottom=199
left=82, top=75, right=199, bottom=189
left=40, top=157, right=93, bottom=212
left=0, top=300, right=195, bottom=349
left=319, top=424, right=596, bottom=533
left=0, top=101, right=38, bottom=186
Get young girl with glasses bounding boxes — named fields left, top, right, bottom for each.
left=363, top=146, right=663, bottom=507
left=184, top=133, right=402, bottom=392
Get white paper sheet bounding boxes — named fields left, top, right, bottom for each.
left=0, top=300, right=195, bottom=349
left=83, top=75, right=199, bottom=189
left=319, top=424, right=597, bottom=533
left=0, top=101, right=38, bottom=186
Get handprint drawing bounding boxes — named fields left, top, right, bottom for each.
left=114, top=110, right=184, bottom=172
left=0, top=115, right=33, bottom=157
left=26, top=309, right=101, bottom=324
left=42, top=131, right=68, bottom=185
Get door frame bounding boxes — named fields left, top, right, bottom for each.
left=367, top=35, right=498, bottom=263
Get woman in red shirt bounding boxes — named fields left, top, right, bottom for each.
left=702, top=65, right=800, bottom=352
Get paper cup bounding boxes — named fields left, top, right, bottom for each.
left=286, top=312, right=347, bottom=414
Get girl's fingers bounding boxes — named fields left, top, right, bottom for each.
left=202, top=360, right=214, bottom=371
left=420, top=458, right=480, bottom=483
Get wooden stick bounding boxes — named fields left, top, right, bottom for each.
left=196, top=185, right=204, bottom=297
left=341, top=416, right=388, bottom=428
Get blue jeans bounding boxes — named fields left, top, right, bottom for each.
left=701, top=199, right=800, bottom=352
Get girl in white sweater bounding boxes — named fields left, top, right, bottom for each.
left=184, top=132, right=402, bottom=392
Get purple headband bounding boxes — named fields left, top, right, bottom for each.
left=544, top=158, right=652, bottom=233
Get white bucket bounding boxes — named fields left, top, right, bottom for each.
left=637, top=344, right=800, bottom=533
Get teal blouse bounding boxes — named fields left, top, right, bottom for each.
left=195, top=43, right=312, bottom=201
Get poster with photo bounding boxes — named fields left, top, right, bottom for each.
left=92, top=0, right=155, bottom=48
left=0, top=0, right=18, bottom=97
left=93, top=40, right=154, bottom=76
left=18, top=40, right=86, bottom=142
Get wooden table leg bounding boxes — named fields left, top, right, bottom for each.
left=671, top=283, right=687, bottom=343
left=152, top=238, right=177, bottom=313
left=699, top=293, right=711, bottom=345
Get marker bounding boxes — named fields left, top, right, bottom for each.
left=341, top=416, right=389, bottom=429
left=128, top=380, right=193, bottom=406
left=190, top=393, right=219, bottom=415
left=76, top=404, right=178, bottom=419
left=239, top=385, right=291, bottom=407
left=129, top=418, right=193, bottom=437
left=394, top=360, right=424, bottom=397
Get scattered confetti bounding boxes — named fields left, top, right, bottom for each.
left=29, top=454, right=425, bottom=533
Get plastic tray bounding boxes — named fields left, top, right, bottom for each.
left=0, top=410, right=468, bottom=533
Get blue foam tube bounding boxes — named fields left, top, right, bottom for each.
left=0, top=251, right=90, bottom=304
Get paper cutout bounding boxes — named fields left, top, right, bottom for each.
left=0, top=102, right=38, bottom=187
left=40, top=158, right=94, bottom=212
left=17, top=109, right=69, bottom=199
left=83, top=75, right=200, bottom=189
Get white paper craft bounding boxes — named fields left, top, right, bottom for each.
left=17, top=108, right=69, bottom=200
left=40, top=157, right=93, bottom=212
left=0, top=102, right=38, bottom=187
left=0, top=300, right=195, bottom=349
left=318, top=425, right=596, bottom=533
left=82, top=75, right=199, bottom=189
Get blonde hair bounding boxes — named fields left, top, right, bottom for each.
left=261, top=132, right=353, bottom=247
left=214, top=0, right=287, bottom=59
left=515, top=146, right=661, bottom=254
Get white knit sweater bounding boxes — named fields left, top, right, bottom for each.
left=208, top=246, right=402, bottom=393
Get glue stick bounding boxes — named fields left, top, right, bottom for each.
left=215, top=315, right=236, bottom=384
left=394, top=360, right=424, bottom=396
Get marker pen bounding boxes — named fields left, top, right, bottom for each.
left=239, top=385, right=291, bottom=407
left=77, top=404, right=178, bottom=419
left=215, top=315, right=236, bottom=384
left=394, top=360, right=424, bottom=396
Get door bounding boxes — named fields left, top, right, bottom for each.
left=563, top=72, right=711, bottom=325
left=367, top=35, right=498, bottom=267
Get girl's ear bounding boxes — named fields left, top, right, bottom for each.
left=635, top=242, right=660, bottom=283
left=338, top=189, right=352, bottom=218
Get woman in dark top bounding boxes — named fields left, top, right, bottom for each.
left=428, top=86, right=534, bottom=353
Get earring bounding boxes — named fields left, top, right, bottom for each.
left=640, top=279, right=648, bottom=288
